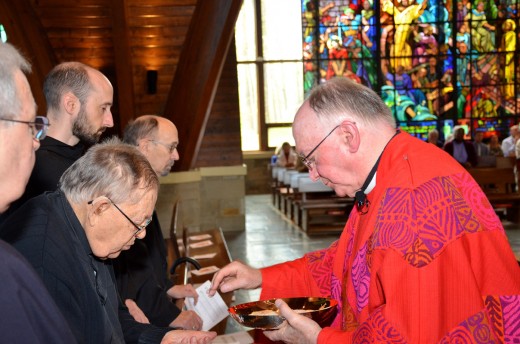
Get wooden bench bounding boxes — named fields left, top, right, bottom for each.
left=293, top=177, right=353, bottom=235
left=269, top=165, right=284, bottom=206
left=469, top=167, right=520, bottom=223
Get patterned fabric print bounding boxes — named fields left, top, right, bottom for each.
left=500, top=295, right=520, bottom=342
left=485, top=296, right=505, bottom=341
left=352, top=306, right=407, bottom=343
left=352, top=243, right=370, bottom=313
left=343, top=212, right=360, bottom=329
left=372, top=175, right=492, bottom=268
left=450, top=173, right=503, bottom=231
left=439, top=310, right=499, bottom=343
left=329, top=273, right=343, bottom=329
left=344, top=301, right=359, bottom=331
left=305, top=241, right=338, bottom=296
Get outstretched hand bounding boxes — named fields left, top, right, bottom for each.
left=167, top=284, right=199, bottom=304
left=207, top=260, right=262, bottom=296
left=263, top=299, right=322, bottom=344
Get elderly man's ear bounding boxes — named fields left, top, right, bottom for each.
left=86, top=198, right=111, bottom=227
left=339, top=120, right=360, bottom=153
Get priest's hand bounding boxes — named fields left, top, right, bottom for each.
left=207, top=260, right=262, bottom=296
left=263, top=299, right=321, bottom=344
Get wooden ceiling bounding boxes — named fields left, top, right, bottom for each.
left=0, top=0, right=243, bottom=170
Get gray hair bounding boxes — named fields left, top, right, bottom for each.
left=43, top=62, right=91, bottom=112
left=123, top=115, right=160, bottom=145
left=0, top=42, right=31, bottom=120
left=307, top=77, right=396, bottom=128
left=60, top=137, right=159, bottom=205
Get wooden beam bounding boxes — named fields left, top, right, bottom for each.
left=110, top=0, right=135, bottom=133
left=164, top=0, right=243, bottom=171
left=0, top=0, right=57, bottom=113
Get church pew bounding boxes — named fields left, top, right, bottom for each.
left=294, top=177, right=353, bottom=235
left=469, top=166, right=520, bottom=223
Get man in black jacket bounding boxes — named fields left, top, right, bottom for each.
left=114, top=115, right=202, bottom=329
left=0, top=61, right=114, bottom=222
left=0, top=139, right=217, bottom=344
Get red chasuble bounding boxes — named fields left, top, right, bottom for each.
left=261, top=132, right=520, bottom=343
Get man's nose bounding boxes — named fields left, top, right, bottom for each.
left=104, top=111, right=114, bottom=128
left=309, top=166, right=320, bottom=181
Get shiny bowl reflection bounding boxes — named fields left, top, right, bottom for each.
left=228, top=297, right=338, bottom=330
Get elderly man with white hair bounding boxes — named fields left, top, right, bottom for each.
left=0, top=41, right=76, bottom=342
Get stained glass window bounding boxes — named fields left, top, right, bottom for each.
left=302, top=0, right=519, bottom=142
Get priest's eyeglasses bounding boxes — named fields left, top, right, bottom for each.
left=0, top=116, right=50, bottom=140
left=299, top=125, right=340, bottom=169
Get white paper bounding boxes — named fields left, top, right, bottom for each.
left=184, top=280, right=229, bottom=331
left=212, top=331, right=254, bottom=344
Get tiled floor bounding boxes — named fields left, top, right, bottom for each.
left=222, top=194, right=520, bottom=333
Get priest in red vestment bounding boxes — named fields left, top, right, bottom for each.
left=210, top=77, right=520, bottom=343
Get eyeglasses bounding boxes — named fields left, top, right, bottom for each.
left=299, top=125, right=340, bottom=169
left=148, top=139, right=178, bottom=154
left=0, top=116, right=50, bottom=140
left=88, top=198, right=152, bottom=237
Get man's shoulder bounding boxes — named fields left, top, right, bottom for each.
left=0, top=241, right=77, bottom=343
left=0, top=197, right=66, bottom=257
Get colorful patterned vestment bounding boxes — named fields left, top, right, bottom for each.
left=261, top=132, right=520, bottom=343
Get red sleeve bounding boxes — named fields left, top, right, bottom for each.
left=260, top=258, right=323, bottom=300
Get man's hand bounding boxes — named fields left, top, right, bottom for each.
left=169, top=310, right=203, bottom=331
left=263, top=299, right=322, bottom=344
left=167, top=284, right=199, bottom=304
left=160, top=330, right=216, bottom=344
left=208, top=260, right=262, bottom=296
left=125, top=299, right=150, bottom=324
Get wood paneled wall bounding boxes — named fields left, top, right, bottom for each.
left=0, top=0, right=243, bottom=170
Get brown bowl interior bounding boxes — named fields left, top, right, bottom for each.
left=228, top=297, right=338, bottom=330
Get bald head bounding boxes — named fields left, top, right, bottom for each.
left=43, top=62, right=114, bottom=145
left=123, top=115, right=179, bottom=176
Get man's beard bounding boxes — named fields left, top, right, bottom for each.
left=72, top=106, right=104, bottom=145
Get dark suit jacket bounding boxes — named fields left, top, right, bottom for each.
left=114, top=212, right=181, bottom=327
left=0, top=191, right=170, bottom=344
left=0, top=239, right=76, bottom=343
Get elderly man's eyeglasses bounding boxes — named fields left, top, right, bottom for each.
left=299, top=125, right=340, bottom=169
left=0, top=116, right=50, bottom=140
left=148, top=139, right=177, bottom=154
left=87, top=198, right=152, bottom=237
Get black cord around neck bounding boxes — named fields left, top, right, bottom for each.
left=355, top=130, right=400, bottom=214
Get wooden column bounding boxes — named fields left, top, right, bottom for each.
left=164, top=0, right=243, bottom=171
left=111, top=0, right=135, bottom=131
